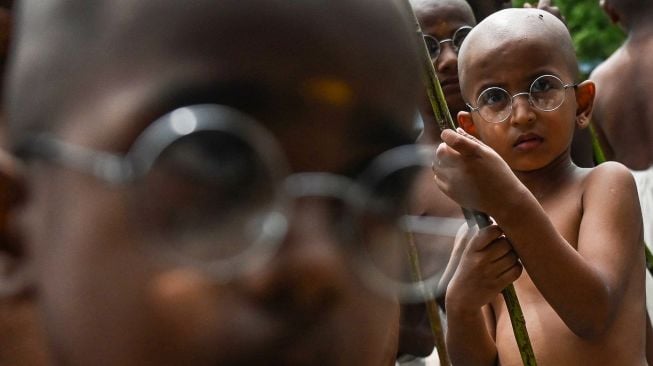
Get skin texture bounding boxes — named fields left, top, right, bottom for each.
left=591, top=0, right=653, bottom=169
left=6, top=0, right=422, bottom=365
left=437, top=9, right=646, bottom=365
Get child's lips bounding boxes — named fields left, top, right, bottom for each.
left=513, top=133, right=543, bottom=151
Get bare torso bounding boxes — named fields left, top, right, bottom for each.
left=490, top=167, right=647, bottom=365
left=591, top=32, right=653, bottom=170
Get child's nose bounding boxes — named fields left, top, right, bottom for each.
left=240, top=199, right=349, bottom=319
left=510, top=93, right=536, bottom=126
left=435, top=42, right=457, bottom=74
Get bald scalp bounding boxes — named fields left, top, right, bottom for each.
left=458, top=8, right=577, bottom=95
left=7, top=0, right=421, bottom=142
left=410, top=0, right=474, bottom=20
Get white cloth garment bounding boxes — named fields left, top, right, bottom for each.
left=631, top=167, right=653, bottom=321
left=632, top=166, right=653, bottom=248
left=396, top=349, right=440, bottom=366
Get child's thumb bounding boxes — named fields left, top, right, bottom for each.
left=441, top=128, right=482, bottom=158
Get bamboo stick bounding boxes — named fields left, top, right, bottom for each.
left=398, top=1, right=537, bottom=365
left=405, top=231, right=451, bottom=366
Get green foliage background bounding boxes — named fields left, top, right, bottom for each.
left=512, top=0, right=625, bottom=75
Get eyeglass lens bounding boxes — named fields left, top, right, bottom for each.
left=423, top=26, right=472, bottom=60
left=476, top=75, right=567, bottom=123
left=129, top=124, right=453, bottom=302
left=132, top=130, right=285, bottom=266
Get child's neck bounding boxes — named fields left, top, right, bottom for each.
left=513, top=151, right=576, bottom=202
left=627, top=24, right=653, bottom=44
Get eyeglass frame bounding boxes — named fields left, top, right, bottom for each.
left=14, top=103, right=451, bottom=303
left=466, top=74, right=578, bottom=124
left=423, top=25, right=473, bottom=61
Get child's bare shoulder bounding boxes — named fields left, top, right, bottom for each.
left=581, top=162, right=640, bottom=225
left=583, top=161, right=636, bottom=191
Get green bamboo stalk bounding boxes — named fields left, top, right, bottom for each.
left=589, top=124, right=607, bottom=166
left=643, top=245, right=653, bottom=276
left=398, top=1, right=537, bottom=365
left=405, top=231, right=451, bottom=366
left=589, top=123, right=653, bottom=274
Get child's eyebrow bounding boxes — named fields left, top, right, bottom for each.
left=471, top=80, right=507, bottom=98
left=472, top=68, right=565, bottom=97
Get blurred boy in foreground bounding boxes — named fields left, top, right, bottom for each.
left=6, top=0, right=428, bottom=364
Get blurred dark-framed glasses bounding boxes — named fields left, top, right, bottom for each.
left=467, top=74, right=577, bottom=123
left=423, top=25, right=472, bottom=61
left=15, top=104, right=461, bottom=303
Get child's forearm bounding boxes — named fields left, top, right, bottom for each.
left=445, top=302, right=497, bottom=366
left=491, top=187, right=621, bottom=338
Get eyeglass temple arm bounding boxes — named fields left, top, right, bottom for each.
left=16, top=135, right=134, bottom=184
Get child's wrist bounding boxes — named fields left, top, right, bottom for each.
left=445, top=290, right=483, bottom=316
left=490, top=184, right=535, bottom=223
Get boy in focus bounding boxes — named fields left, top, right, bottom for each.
left=435, top=8, right=646, bottom=365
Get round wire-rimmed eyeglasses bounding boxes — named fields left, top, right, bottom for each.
left=423, top=25, right=472, bottom=61
left=15, top=104, right=462, bottom=303
left=466, top=74, right=578, bottom=124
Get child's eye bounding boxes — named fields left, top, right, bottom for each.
left=531, top=75, right=564, bottom=95
left=479, top=88, right=509, bottom=108
left=531, top=79, right=553, bottom=93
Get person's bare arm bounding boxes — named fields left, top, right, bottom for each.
left=436, top=130, right=643, bottom=339
left=445, top=225, right=521, bottom=365
left=437, top=222, right=476, bottom=302
left=498, top=162, right=641, bottom=338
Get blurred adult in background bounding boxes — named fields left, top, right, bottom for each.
left=591, top=0, right=653, bottom=245
left=591, top=0, right=653, bottom=361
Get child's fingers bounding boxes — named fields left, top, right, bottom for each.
left=483, top=236, right=514, bottom=263
left=492, top=247, right=520, bottom=273
left=440, top=128, right=482, bottom=158
left=434, top=141, right=463, bottom=173
left=468, top=225, right=504, bottom=251
left=498, top=261, right=523, bottom=284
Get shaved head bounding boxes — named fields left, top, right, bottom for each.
left=410, top=0, right=475, bottom=22
left=458, top=8, right=577, bottom=97
left=7, top=0, right=421, bottom=143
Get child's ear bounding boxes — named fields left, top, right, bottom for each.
left=600, top=0, right=620, bottom=25
left=574, top=80, right=596, bottom=130
left=457, top=111, right=479, bottom=138
left=0, top=151, right=32, bottom=298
